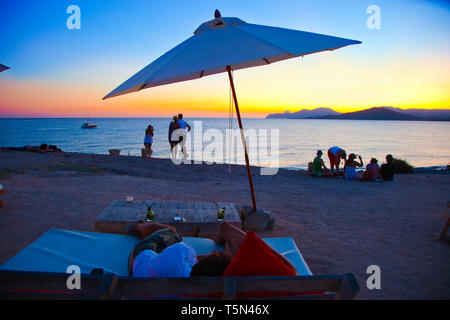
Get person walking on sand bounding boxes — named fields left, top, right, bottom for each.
left=143, top=125, right=154, bottom=157
left=168, top=115, right=180, bottom=153
left=327, top=146, right=347, bottom=176
left=344, top=153, right=364, bottom=180
left=176, top=113, right=191, bottom=159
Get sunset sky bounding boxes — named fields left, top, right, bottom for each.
left=1, top=0, right=449, bottom=118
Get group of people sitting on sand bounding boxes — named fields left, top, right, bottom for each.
left=310, top=146, right=395, bottom=181
left=143, top=113, right=191, bottom=159
left=3, top=144, right=63, bottom=153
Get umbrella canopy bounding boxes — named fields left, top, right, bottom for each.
left=0, top=64, right=10, bottom=73
left=103, top=14, right=360, bottom=99
left=103, top=11, right=361, bottom=211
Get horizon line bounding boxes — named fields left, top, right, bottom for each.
left=1, top=106, right=449, bottom=119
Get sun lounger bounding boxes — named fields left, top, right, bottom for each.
left=0, top=229, right=359, bottom=299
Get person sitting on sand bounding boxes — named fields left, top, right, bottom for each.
left=380, top=154, right=395, bottom=181
left=168, top=115, right=180, bottom=153
left=312, top=150, right=331, bottom=177
left=127, top=221, right=296, bottom=278
left=362, top=158, right=382, bottom=181
left=6, top=144, right=63, bottom=153
left=144, top=125, right=154, bottom=152
left=344, top=153, right=364, bottom=180
left=327, top=146, right=347, bottom=176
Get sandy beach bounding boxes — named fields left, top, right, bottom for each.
left=0, top=149, right=449, bottom=299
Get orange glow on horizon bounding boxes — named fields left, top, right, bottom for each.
left=1, top=54, right=449, bottom=118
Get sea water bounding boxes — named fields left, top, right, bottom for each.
left=0, top=118, right=449, bottom=169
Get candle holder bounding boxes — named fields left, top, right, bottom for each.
left=146, top=205, right=155, bottom=222
left=217, top=207, right=225, bottom=221
left=213, top=201, right=225, bottom=221
left=174, top=215, right=186, bottom=222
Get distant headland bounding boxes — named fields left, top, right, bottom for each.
left=266, top=107, right=450, bottom=121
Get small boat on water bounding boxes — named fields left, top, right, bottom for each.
left=81, top=121, right=98, bottom=129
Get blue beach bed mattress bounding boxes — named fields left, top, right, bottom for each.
left=0, top=228, right=312, bottom=277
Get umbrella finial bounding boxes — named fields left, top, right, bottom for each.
left=214, top=9, right=221, bottom=19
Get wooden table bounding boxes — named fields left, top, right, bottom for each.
left=95, top=200, right=241, bottom=236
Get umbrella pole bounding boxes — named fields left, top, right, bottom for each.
left=226, top=65, right=257, bottom=212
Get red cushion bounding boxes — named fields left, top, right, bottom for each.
left=222, top=231, right=296, bottom=276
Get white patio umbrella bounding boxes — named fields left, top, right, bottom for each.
left=0, top=64, right=10, bottom=73
left=104, top=10, right=361, bottom=211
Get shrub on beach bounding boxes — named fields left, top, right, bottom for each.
left=392, top=158, right=414, bottom=174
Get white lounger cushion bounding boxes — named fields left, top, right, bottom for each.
left=0, top=228, right=312, bottom=277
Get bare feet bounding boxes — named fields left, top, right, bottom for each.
left=214, top=222, right=246, bottom=256
left=133, top=222, right=177, bottom=240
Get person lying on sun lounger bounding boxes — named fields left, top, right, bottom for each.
left=127, top=222, right=296, bottom=278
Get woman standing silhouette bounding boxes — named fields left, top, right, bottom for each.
left=144, top=125, right=154, bottom=156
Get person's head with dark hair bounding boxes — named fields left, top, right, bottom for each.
left=178, top=113, right=183, bottom=120
left=173, top=115, right=178, bottom=122
left=146, top=125, right=154, bottom=136
left=386, top=154, right=393, bottom=164
left=190, top=251, right=232, bottom=277
left=370, top=158, right=378, bottom=165
left=316, top=150, right=323, bottom=157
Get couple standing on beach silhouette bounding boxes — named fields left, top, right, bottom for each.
left=168, top=113, right=191, bottom=160
left=143, top=114, right=191, bottom=159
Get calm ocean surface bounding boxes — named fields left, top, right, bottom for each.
left=0, top=118, right=449, bottom=169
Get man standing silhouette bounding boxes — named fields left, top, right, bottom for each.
left=176, top=113, right=191, bottom=159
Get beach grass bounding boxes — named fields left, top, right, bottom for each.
left=392, top=158, right=414, bottom=174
